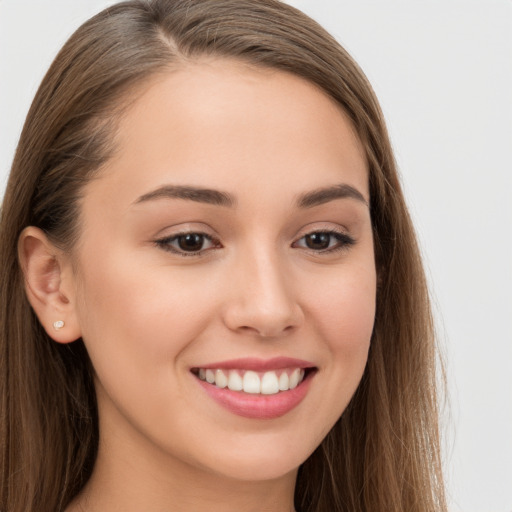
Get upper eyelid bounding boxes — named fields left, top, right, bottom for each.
left=297, top=228, right=351, bottom=238
left=154, top=222, right=216, bottom=237
left=294, top=225, right=351, bottom=239
left=158, top=230, right=216, bottom=240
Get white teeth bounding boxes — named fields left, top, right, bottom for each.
left=289, top=368, right=301, bottom=389
left=196, top=367, right=308, bottom=394
left=227, top=370, right=243, bottom=391
left=243, top=371, right=261, bottom=394
left=278, top=372, right=289, bottom=391
left=261, top=371, right=279, bottom=395
left=215, top=369, right=227, bottom=388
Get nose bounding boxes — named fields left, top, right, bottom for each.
left=222, top=248, right=304, bottom=338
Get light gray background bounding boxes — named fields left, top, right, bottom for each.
left=1, top=1, right=511, bottom=511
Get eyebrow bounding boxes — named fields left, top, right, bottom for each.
left=296, top=184, right=369, bottom=209
left=134, top=183, right=368, bottom=209
left=135, top=185, right=235, bottom=207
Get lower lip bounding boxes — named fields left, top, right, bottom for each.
left=196, top=372, right=314, bottom=419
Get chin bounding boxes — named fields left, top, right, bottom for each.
left=207, top=455, right=302, bottom=483
left=190, top=433, right=316, bottom=483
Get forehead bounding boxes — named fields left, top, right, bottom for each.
left=86, top=58, right=368, bottom=209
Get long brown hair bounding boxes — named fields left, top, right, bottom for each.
left=0, top=1, right=446, bottom=510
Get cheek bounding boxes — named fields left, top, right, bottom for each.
left=304, top=260, right=375, bottom=422
left=307, top=262, right=376, bottom=358
left=287, top=261, right=375, bottom=450
left=74, top=248, right=218, bottom=374
left=73, top=250, right=224, bottom=444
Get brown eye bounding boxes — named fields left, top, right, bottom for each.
left=177, top=233, right=207, bottom=252
left=304, top=232, right=331, bottom=250
left=156, top=232, right=219, bottom=256
left=293, top=230, right=355, bottom=253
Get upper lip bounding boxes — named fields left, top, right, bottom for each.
left=191, top=357, right=316, bottom=372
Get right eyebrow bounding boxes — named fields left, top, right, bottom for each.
left=134, top=185, right=236, bottom=208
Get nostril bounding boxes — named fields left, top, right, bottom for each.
left=233, top=324, right=295, bottom=338
left=221, top=265, right=304, bottom=333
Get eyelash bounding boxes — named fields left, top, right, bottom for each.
left=154, top=229, right=355, bottom=258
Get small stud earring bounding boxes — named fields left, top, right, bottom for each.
left=53, top=320, right=65, bottom=331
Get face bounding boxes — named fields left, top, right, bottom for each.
left=70, top=59, right=376, bottom=483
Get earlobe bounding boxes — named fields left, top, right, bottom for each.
left=18, top=226, right=82, bottom=343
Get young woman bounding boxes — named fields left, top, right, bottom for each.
left=0, top=1, right=447, bottom=511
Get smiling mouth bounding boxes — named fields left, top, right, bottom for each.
left=191, top=367, right=316, bottom=395
left=191, top=358, right=317, bottom=419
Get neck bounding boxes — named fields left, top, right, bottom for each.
left=67, top=411, right=297, bottom=512
left=70, top=455, right=297, bottom=512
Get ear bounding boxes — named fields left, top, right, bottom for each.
left=18, top=226, right=82, bottom=343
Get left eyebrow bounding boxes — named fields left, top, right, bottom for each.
left=296, top=184, right=369, bottom=209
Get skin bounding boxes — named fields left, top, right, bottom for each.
left=21, top=59, right=376, bottom=512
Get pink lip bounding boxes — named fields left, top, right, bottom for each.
left=192, top=357, right=316, bottom=420
left=197, top=377, right=313, bottom=419
left=192, top=356, right=315, bottom=372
